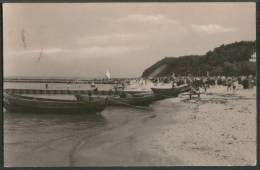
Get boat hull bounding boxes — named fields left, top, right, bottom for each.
left=77, top=93, right=164, bottom=106
left=3, top=93, right=106, bottom=114
left=107, top=94, right=164, bottom=106
left=151, top=85, right=190, bottom=97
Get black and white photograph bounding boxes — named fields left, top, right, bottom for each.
left=3, top=2, right=256, bottom=167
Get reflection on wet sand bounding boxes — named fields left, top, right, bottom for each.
left=4, top=86, right=256, bottom=166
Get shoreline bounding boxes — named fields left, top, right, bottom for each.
left=73, top=86, right=256, bottom=166
left=4, top=85, right=256, bottom=166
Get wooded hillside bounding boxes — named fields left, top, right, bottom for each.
left=142, top=41, right=256, bottom=77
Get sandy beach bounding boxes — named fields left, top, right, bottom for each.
left=72, top=85, right=256, bottom=166
left=4, top=2, right=256, bottom=167
left=4, top=85, right=256, bottom=166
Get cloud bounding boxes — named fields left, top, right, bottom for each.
left=117, top=14, right=177, bottom=24
left=7, top=48, right=64, bottom=56
left=124, top=14, right=166, bottom=22
left=114, top=14, right=187, bottom=36
left=42, top=48, right=64, bottom=54
left=191, top=24, right=236, bottom=34
left=77, top=33, right=141, bottom=46
left=6, top=44, right=145, bottom=60
left=93, top=33, right=138, bottom=40
left=78, top=45, right=144, bottom=56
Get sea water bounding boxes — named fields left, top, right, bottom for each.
left=3, top=82, right=181, bottom=166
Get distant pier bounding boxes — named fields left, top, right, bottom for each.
left=4, top=77, right=137, bottom=84
left=4, top=89, right=125, bottom=95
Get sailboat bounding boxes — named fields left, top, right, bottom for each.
left=105, top=69, right=111, bottom=79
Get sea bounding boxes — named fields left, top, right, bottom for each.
left=3, top=81, right=179, bottom=166
left=4, top=82, right=114, bottom=91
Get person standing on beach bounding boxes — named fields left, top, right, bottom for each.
left=202, top=77, right=208, bottom=93
left=227, top=77, right=232, bottom=92
left=232, top=78, right=237, bottom=94
left=91, top=81, right=96, bottom=88
left=155, top=77, right=160, bottom=86
left=171, top=78, right=177, bottom=88
left=242, top=77, right=249, bottom=89
left=67, top=83, right=70, bottom=90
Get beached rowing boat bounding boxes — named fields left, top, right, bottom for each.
left=107, top=93, right=164, bottom=106
left=77, top=93, right=164, bottom=106
left=3, top=92, right=107, bottom=113
left=151, top=84, right=190, bottom=97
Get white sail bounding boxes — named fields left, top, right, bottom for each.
left=105, top=69, right=111, bottom=79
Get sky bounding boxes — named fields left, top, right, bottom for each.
left=3, top=3, right=256, bottom=78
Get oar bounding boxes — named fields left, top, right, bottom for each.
left=108, top=98, right=152, bottom=111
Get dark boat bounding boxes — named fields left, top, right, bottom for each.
left=107, top=93, right=164, bottom=106
left=151, top=85, right=190, bottom=97
left=3, top=92, right=107, bottom=113
left=77, top=93, right=164, bottom=106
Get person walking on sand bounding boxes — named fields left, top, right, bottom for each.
left=232, top=78, right=237, bottom=94
left=227, top=77, right=232, bottom=92
left=202, top=77, right=208, bottom=93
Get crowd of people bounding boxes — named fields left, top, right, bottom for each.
left=43, top=75, right=256, bottom=95
left=133, top=75, right=256, bottom=94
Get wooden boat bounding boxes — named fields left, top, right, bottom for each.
left=122, top=90, right=151, bottom=95
left=3, top=92, right=107, bottom=113
left=151, top=85, right=190, bottom=97
left=107, top=93, right=165, bottom=106
left=77, top=93, right=164, bottom=106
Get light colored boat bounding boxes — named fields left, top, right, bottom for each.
left=3, top=92, right=107, bottom=113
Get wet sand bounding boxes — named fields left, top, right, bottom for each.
left=73, top=86, right=256, bottom=166
left=4, top=86, right=256, bottom=166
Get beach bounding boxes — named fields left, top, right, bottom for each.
left=4, top=2, right=256, bottom=167
left=4, top=85, right=256, bottom=166
left=73, top=85, right=256, bottom=166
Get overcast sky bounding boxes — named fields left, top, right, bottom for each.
left=3, top=3, right=256, bottom=78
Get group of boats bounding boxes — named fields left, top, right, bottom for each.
left=3, top=85, right=190, bottom=114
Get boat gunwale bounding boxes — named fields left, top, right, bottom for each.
left=4, top=93, right=106, bottom=104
